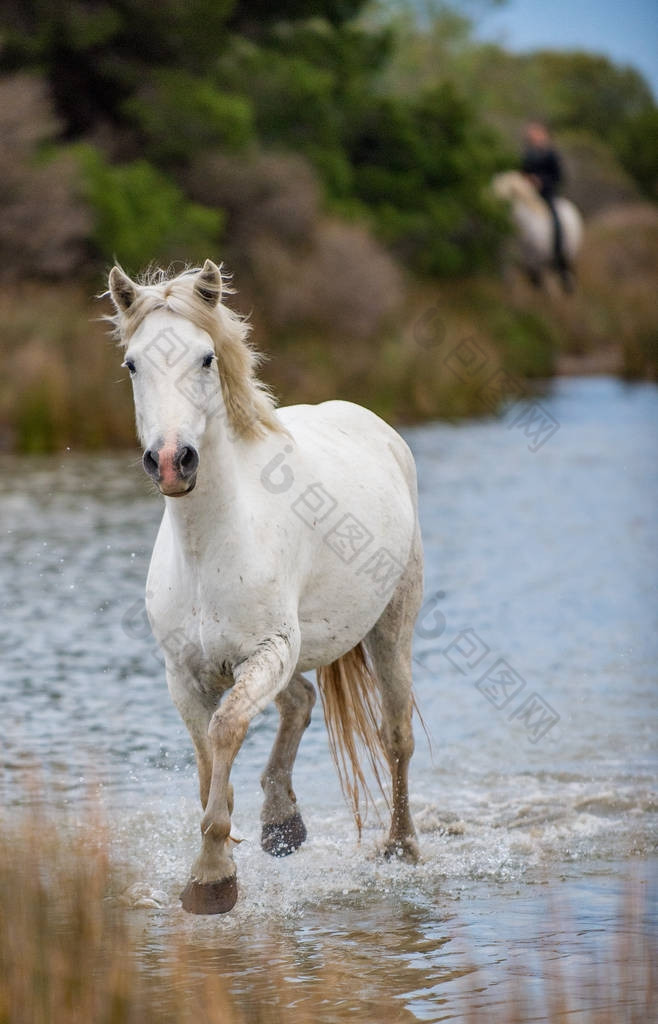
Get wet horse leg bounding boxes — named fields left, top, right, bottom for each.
left=261, top=673, right=316, bottom=856
left=365, top=525, right=423, bottom=862
left=166, top=668, right=214, bottom=808
left=181, top=627, right=300, bottom=914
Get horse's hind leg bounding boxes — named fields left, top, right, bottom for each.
left=365, top=526, right=423, bottom=862
left=260, top=673, right=316, bottom=856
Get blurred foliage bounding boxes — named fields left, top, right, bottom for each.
left=2, top=0, right=654, bottom=278
left=612, top=108, right=658, bottom=200
left=0, top=0, right=511, bottom=277
left=557, top=132, right=640, bottom=217
left=3, top=200, right=656, bottom=453
left=378, top=2, right=658, bottom=200
left=0, top=0, right=235, bottom=134
left=124, top=71, right=254, bottom=165
left=0, top=75, right=91, bottom=279
left=344, top=84, right=511, bottom=273
left=75, top=146, right=224, bottom=275
left=0, top=1, right=656, bottom=450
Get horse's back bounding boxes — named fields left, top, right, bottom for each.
left=278, top=399, right=419, bottom=517
left=279, top=399, right=416, bottom=476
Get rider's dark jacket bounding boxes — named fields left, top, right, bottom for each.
left=521, top=145, right=563, bottom=200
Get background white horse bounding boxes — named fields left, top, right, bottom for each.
left=492, top=171, right=583, bottom=291
left=108, top=260, right=424, bottom=914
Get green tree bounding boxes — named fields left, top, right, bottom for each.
left=0, top=0, right=235, bottom=135
left=614, top=108, right=658, bottom=198
left=345, top=84, right=511, bottom=273
left=0, top=0, right=513, bottom=277
left=124, top=71, right=254, bottom=165
left=533, top=51, right=654, bottom=140
left=228, top=0, right=368, bottom=36
left=76, top=146, right=223, bottom=273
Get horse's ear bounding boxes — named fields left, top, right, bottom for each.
left=108, top=266, right=138, bottom=313
left=194, top=259, right=222, bottom=308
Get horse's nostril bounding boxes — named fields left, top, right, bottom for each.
left=178, top=445, right=199, bottom=478
left=143, top=449, right=159, bottom=478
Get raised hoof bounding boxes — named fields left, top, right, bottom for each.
left=383, top=838, right=419, bottom=864
left=261, top=812, right=307, bottom=857
left=180, top=874, right=238, bottom=915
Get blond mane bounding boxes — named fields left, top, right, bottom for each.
left=107, top=265, right=283, bottom=440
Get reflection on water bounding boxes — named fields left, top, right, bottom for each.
left=1, top=377, right=656, bottom=1020
left=121, top=860, right=653, bottom=1022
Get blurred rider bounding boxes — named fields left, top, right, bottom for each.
left=522, top=121, right=570, bottom=285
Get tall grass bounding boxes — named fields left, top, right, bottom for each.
left=0, top=808, right=259, bottom=1023
left=0, top=284, right=134, bottom=453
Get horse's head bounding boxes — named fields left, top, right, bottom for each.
left=109, top=261, right=225, bottom=497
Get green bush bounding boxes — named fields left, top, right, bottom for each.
left=490, top=308, right=559, bottom=379
left=217, top=43, right=342, bottom=159
left=345, top=85, right=511, bottom=274
left=75, top=146, right=223, bottom=274
left=125, top=71, right=254, bottom=165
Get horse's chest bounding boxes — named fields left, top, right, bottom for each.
left=152, top=577, right=276, bottom=667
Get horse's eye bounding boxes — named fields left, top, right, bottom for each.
left=123, top=358, right=136, bottom=374
left=202, top=353, right=214, bottom=368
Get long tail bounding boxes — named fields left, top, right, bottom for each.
left=316, top=642, right=389, bottom=837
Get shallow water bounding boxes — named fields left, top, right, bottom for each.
left=1, top=376, right=656, bottom=1019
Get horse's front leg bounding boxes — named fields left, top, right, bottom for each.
left=181, top=626, right=300, bottom=915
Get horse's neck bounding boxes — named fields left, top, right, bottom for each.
left=518, top=186, right=549, bottom=219
left=514, top=199, right=549, bottom=234
left=164, top=422, right=247, bottom=562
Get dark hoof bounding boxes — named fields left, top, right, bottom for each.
left=180, top=874, right=238, bottom=915
left=383, top=838, right=419, bottom=864
left=261, top=812, right=307, bottom=857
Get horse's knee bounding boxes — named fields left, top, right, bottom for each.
left=208, top=708, right=248, bottom=758
left=300, top=676, right=316, bottom=705
left=278, top=675, right=316, bottom=725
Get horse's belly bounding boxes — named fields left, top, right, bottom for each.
left=297, top=617, right=366, bottom=671
left=295, top=544, right=410, bottom=669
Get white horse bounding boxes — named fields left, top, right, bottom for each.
left=108, top=260, right=424, bottom=914
left=492, top=171, right=583, bottom=290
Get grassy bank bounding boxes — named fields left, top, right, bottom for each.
left=0, top=202, right=656, bottom=453
left=0, top=806, right=654, bottom=1023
